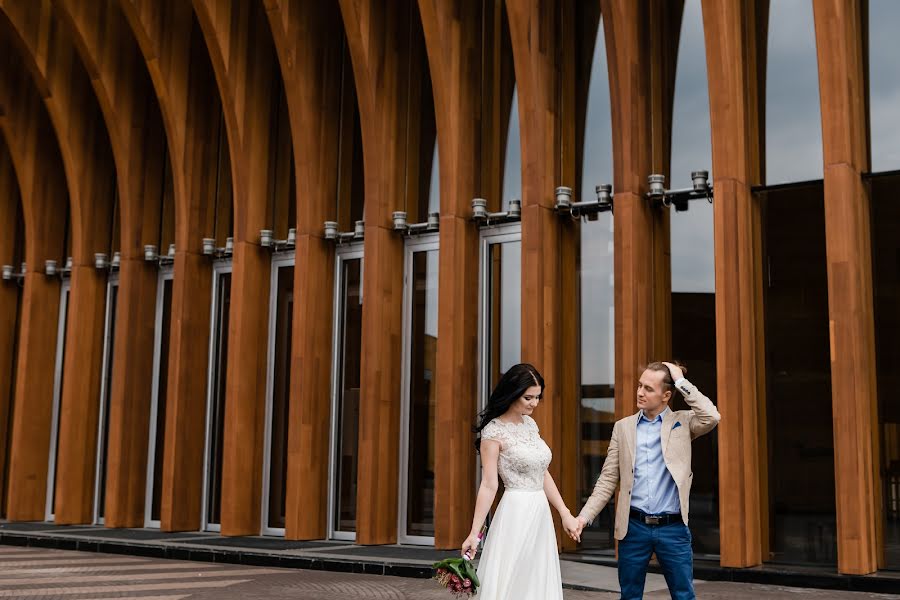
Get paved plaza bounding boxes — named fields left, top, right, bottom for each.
left=0, top=545, right=897, bottom=599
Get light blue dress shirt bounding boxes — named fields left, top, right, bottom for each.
left=631, top=407, right=681, bottom=515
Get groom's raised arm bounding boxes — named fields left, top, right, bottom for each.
left=578, top=420, right=621, bottom=524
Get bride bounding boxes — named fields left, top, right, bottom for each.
left=461, top=363, right=580, bottom=599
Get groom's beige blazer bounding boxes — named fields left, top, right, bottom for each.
left=579, top=379, right=720, bottom=540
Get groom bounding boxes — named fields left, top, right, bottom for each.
left=568, top=361, right=720, bottom=600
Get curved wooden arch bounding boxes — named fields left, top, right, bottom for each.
left=0, top=0, right=119, bottom=526
left=190, top=0, right=284, bottom=536
left=701, top=0, right=768, bottom=569
left=812, top=0, right=880, bottom=575
left=262, top=0, right=344, bottom=540
left=0, top=137, right=23, bottom=517
left=46, top=0, right=170, bottom=526
left=338, top=0, right=418, bottom=545
left=114, top=0, right=228, bottom=530
left=0, top=47, right=68, bottom=521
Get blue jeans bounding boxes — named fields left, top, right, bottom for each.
left=618, top=516, right=694, bottom=599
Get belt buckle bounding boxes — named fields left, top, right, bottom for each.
left=644, top=515, right=660, bottom=525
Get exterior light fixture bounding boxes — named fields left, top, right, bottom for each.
left=144, top=245, right=159, bottom=262
left=553, top=184, right=614, bottom=220
left=95, top=253, right=109, bottom=270
left=111, top=252, right=121, bottom=269
left=259, top=227, right=299, bottom=253
left=646, top=170, right=714, bottom=212
left=202, top=238, right=216, bottom=255
left=167, top=243, right=176, bottom=258
left=391, top=211, right=440, bottom=237
left=45, top=260, right=58, bottom=277
left=323, top=220, right=364, bottom=245
left=392, top=211, right=409, bottom=232
left=471, top=197, right=522, bottom=226
left=1, top=265, right=13, bottom=281
left=65, top=257, right=73, bottom=270
left=225, top=237, right=234, bottom=254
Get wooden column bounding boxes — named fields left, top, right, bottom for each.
left=0, top=59, right=68, bottom=521
left=338, top=0, right=415, bottom=545
left=116, top=0, right=220, bottom=530
left=503, top=0, right=579, bottom=547
left=416, top=0, right=487, bottom=549
left=812, top=0, right=880, bottom=575
left=0, top=0, right=118, bottom=525
left=54, top=0, right=169, bottom=526
left=701, top=0, right=769, bottom=568
left=601, top=0, right=678, bottom=422
left=263, top=0, right=342, bottom=540
left=192, top=0, right=279, bottom=536
left=0, top=142, right=21, bottom=512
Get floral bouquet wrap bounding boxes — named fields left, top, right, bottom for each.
left=431, top=525, right=485, bottom=597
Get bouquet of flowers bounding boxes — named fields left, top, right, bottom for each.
left=431, top=525, right=486, bottom=597
left=432, top=557, right=479, bottom=597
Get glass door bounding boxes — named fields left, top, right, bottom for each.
left=201, top=260, right=232, bottom=531
left=327, top=245, right=363, bottom=540
left=479, top=223, right=521, bottom=411
left=144, top=266, right=173, bottom=528
left=261, top=255, right=294, bottom=535
left=398, top=235, right=439, bottom=544
left=45, top=278, right=71, bottom=521
left=93, top=274, right=119, bottom=524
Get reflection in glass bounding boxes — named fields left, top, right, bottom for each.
left=333, top=258, right=362, bottom=534
left=765, top=0, right=823, bottom=184
left=762, top=183, right=836, bottom=565
left=871, top=174, right=900, bottom=569
left=502, top=88, right=521, bottom=211
left=578, top=14, right=616, bottom=552
left=47, top=284, right=71, bottom=519
left=405, top=250, right=439, bottom=538
left=266, top=265, right=294, bottom=531
left=668, top=0, right=719, bottom=555
left=150, top=278, right=173, bottom=523
left=95, top=281, right=119, bottom=522
left=488, top=241, right=521, bottom=392
left=870, top=0, right=900, bottom=172
left=205, top=271, right=232, bottom=528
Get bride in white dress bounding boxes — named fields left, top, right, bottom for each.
left=460, top=363, right=580, bottom=600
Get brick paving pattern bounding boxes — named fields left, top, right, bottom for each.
left=0, top=546, right=897, bottom=599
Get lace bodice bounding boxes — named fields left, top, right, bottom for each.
left=481, top=416, right=552, bottom=491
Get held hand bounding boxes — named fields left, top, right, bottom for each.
left=663, top=361, right=684, bottom=382
left=562, top=514, right=582, bottom=543
left=461, top=534, right=480, bottom=559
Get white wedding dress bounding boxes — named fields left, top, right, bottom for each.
left=475, top=415, right=563, bottom=600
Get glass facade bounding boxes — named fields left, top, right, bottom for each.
left=145, top=271, right=173, bottom=526
left=578, top=11, right=616, bottom=552
left=761, top=183, right=836, bottom=565
left=871, top=173, right=900, bottom=570
left=669, top=0, right=719, bottom=556
left=331, top=255, right=363, bottom=536
left=482, top=233, right=521, bottom=402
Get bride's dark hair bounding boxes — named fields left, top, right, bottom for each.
left=473, top=363, right=545, bottom=452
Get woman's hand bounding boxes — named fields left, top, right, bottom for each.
left=562, top=513, right=582, bottom=543
left=461, top=534, right=481, bottom=559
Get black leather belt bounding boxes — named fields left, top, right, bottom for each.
left=630, top=508, right=681, bottom=526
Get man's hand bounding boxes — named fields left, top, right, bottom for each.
left=663, top=361, right=684, bottom=382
